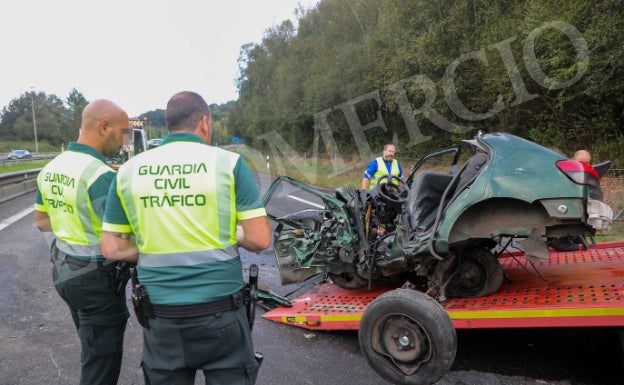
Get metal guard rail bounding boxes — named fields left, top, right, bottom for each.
left=0, top=168, right=41, bottom=204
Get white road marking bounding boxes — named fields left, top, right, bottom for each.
left=287, top=194, right=325, bottom=209
left=0, top=207, right=34, bottom=231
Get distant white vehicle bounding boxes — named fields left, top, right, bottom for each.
left=147, top=138, right=163, bottom=149
left=7, top=149, right=32, bottom=160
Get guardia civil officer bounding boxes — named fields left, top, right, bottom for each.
left=34, top=99, right=130, bottom=385
left=101, top=91, right=272, bottom=385
left=361, top=143, right=405, bottom=190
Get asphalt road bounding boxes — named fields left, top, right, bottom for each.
left=1, top=192, right=623, bottom=385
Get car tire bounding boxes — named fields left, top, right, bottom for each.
left=439, top=247, right=504, bottom=298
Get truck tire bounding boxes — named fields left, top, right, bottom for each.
left=358, top=289, right=456, bottom=385
left=617, top=327, right=624, bottom=368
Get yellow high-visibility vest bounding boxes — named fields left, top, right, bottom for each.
left=36, top=150, right=112, bottom=257
left=369, top=157, right=400, bottom=189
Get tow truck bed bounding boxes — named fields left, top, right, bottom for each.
left=263, top=241, right=624, bottom=330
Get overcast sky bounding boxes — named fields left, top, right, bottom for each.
left=1, top=0, right=318, bottom=117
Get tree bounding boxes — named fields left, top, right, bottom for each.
left=139, top=109, right=166, bottom=128
left=0, top=91, right=65, bottom=145
left=0, top=89, right=86, bottom=146
left=62, top=88, right=88, bottom=144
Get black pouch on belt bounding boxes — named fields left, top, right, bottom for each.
left=130, top=267, right=154, bottom=328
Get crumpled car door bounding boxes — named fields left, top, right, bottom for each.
left=263, top=176, right=357, bottom=285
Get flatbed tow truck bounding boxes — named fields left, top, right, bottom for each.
left=262, top=240, right=624, bottom=384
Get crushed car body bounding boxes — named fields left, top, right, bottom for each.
left=263, top=132, right=613, bottom=300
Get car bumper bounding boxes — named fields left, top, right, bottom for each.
left=587, top=198, right=613, bottom=230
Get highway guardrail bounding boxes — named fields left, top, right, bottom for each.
left=0, top=169, right=41, bottom=204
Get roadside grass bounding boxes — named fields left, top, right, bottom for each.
left=0, top=160, right=49, bottom=173
left=1, top=140, right=60, bottom=153
left=234, top=144, right=364, bottom=189
left=277, top=156, right=365, bottom=189
left=1, top=140, right=57, bottom=173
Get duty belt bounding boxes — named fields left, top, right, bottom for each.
left=151, top=291, right=245, bottom=318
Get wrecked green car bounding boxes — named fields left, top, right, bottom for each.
left=263, top=132, right=613, bottom=299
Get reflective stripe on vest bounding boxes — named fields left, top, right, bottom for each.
left=55, top=239, right=103, bottom=257
left=369, top=157, right=400, bottom=189
left=139, top=246, right=238, bottom=267
left=37, top=151, right=111, bottom=257
left=115, top=141, right=240, bottom=263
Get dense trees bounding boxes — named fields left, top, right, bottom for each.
left=232, top=0, right=624, bottom=165
left=0, top=90, right=73, bottom=146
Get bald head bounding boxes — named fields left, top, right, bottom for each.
left=82, top=99, right=127, bottom=131
left=573, top=150, right=591, bottom=164
left=78, top=99, right=129, bottom=157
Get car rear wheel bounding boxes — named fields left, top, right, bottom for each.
left=358, top=289, right=456, bottom=385
left=437, top=247, right=504, bottom=298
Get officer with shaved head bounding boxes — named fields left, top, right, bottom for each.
left=34, top=99, right=130, bottom=385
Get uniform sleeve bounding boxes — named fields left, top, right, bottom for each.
left=233, top=157, right=266, bottom=221
left=34, top=187, right=46, bottom=212
left=398, top=162, right=404, bottom=179
left=363, top=159, right=378, bottom=179
left=87, top=170, right=115, bottom=219
left=102, top=176, right=133, bottom=233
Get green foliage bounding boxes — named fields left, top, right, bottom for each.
left=64, top=88, right=88, bottom=141
left=210, top=101, right=236, bottom=144
left=231, top=0, right=624, bottom=166
left=0, top=89, right=88, bottom=146
left=139, top=109, right=166, bottom=128
left=138, top=110, right=167, bottom=141
left=134, top=102, right=235, bottom=144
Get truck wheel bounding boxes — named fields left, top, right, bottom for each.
left=358, top=289, right=456, bottom=385
left=617, top=328, right=624, bottom=368
left=443, top=247, right=504, bottom=298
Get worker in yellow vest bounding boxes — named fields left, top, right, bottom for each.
left=34, top=99, right=130, bottom=385
left=361, top=143, right=404, bottom=190
left=101, top=91, right=271, bottom=385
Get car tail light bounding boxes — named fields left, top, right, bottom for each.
left=556, top=160, right=600, bottom=187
